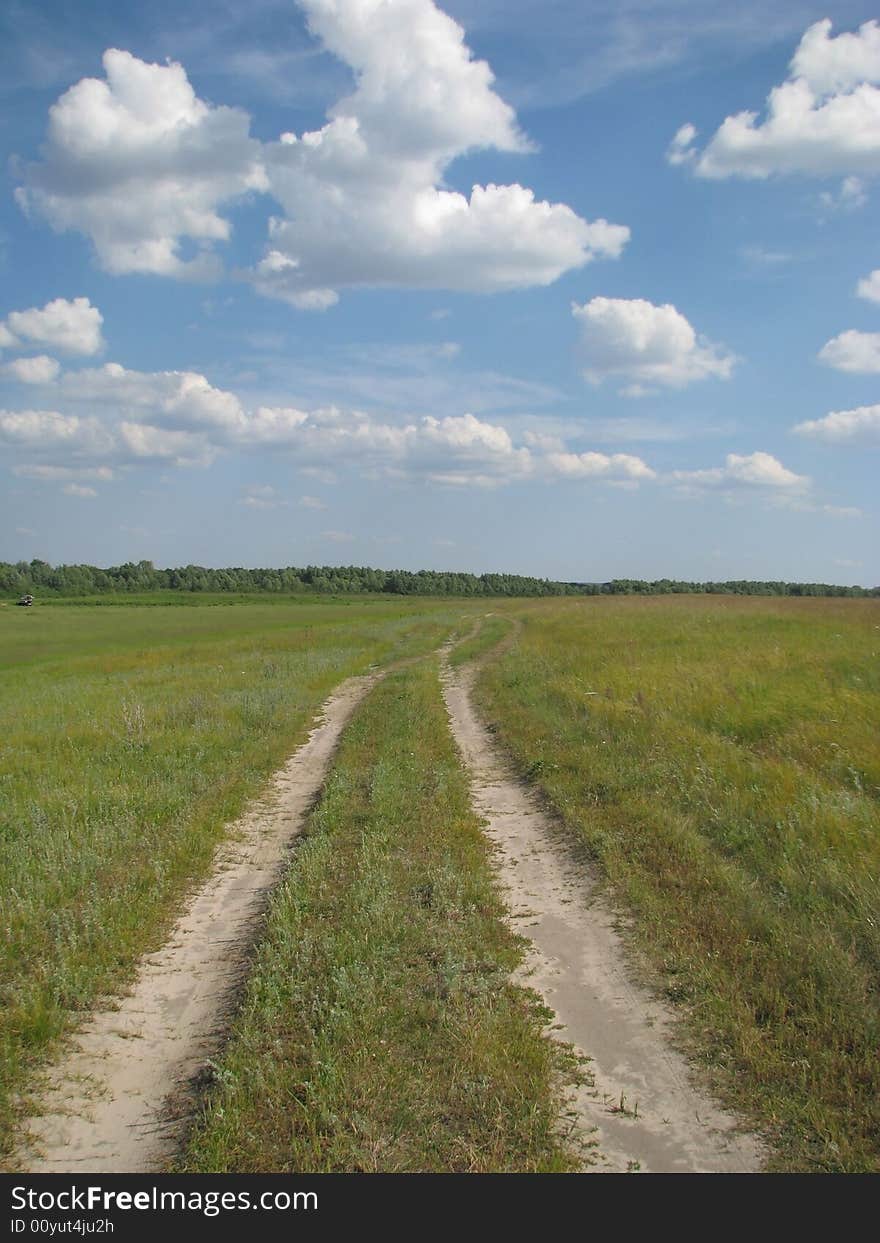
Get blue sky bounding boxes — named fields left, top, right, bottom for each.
left=0, top=0, right=878, bottom=584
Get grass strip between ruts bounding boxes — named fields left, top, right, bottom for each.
left=182, top=659, right=582, bottom=1172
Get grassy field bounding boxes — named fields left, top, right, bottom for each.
left=6, top=590, right=878, bottom=1173
left=181, top=659, right=581, bottom=1173
left=473, top=595, right=880, bottom=1171
left=446, top=612, right=515, bottom=667
left=0, top=596, right=470, bottom=1162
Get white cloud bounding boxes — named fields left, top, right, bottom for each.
left=239, top=484, right=291, bottom=510
left=572, top=296, right=736, bottom=391
left=769, top=496, right=863, bottom=518
left=17, top=49, right=267, bottom=277
left=0, top=403, right=210, bottom=468
left=817, top=329, right=880, bottom=373
left=0, top=409, right=109, bottom=451
left=60, top=362, right=246, bottom=431
left=672, top=451, right=809, bottom=490
left=790, top=18, right=880, bottom=94
left=322, top=529, right=354, bottom=542
left=857, top=269, right=880, bottom=302
left=2, top=356, right=662, bottom=489
left=13, top=464, right=114, bottom=481
left=3, top=356, right=61, bottom=384
left=17, top=5, right=629, bottom=300
left=672, top=19, right=880, bottom=179
left=63, top=482, right=97, bottom=498
left=299, top=494, right=327, bottom=509
left=667, top=122, right=698, bottom=166
left=794, top=403, right=880, bottom=443
left=115, top=421, right=217, bottom=467
left=818, top=175, right=867, bottom=212
left=251, top=0, right=628, bottom=305
left=544, top=451, right=656, bottom=480
left=240, top=403, right=657, bottom=487
left=1, top=297, right=103, bottom=355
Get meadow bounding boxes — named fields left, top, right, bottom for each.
left=3, top=591, right=879, bottom=1172
left=473, top=595, right=880, bottom=1171
left=0, top=595, right=467, bottom=1161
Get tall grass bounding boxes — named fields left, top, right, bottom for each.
left=182, top=661, right=582, bottom=1172
left=0, top=598, right=463, bottom=1162
left=474, top=595, right=880, bottom=1171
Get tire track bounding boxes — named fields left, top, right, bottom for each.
left=441, top=639, right=764, bottom=1173
left=15, top=671, right=383, bottom=1173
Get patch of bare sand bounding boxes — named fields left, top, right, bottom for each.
left=15, top=671, right=381, bottom=1174
left=441, top=654, right=765, bottom=1173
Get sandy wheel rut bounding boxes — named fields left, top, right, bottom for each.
left=15, top=671, right=381, bottom=1174
left=441, top=653, right=765, bottom=1173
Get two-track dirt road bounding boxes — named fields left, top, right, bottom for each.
left=14, top=627, right=762, bottom=1173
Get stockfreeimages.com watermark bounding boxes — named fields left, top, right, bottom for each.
left=11, top=1184, right=317, bottom=1221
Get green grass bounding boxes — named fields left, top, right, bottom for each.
left=181, top=660, right=582, bottom=1173
left=473, top=595, right=880, bottom=1172
left=0, top=597, right=469, bottom=1163
left=447, top=613, right=515, bottom=667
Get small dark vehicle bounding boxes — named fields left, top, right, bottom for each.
left=17, top=594, right=34, bottom=607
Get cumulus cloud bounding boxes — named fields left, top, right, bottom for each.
left=17, top=49, right=267, bottom=277
left=0, top=404, right=214, bottom=468
left=544, top=451, right=655, bottom=480
left=2, top=356, right=61, bottom=384
left=115, top=421, right=217, bottom=467
left=817, top=329, right=880, bottom=373
left=1, top=297, right=103, bottom=356
left=0, top=409, right=109, bottom=451
left=857, top=269, right=880, bottom=302
left=791, top=18, right=880, bottom=94
left=794, top=403, right=880, bottom=443
left=670, top=19, right=880, bottom=179
left=251, top=0, right=628, bottom=305
left=60, top=362, right=246, bottom=431
left=3, top=357, right=661, bottom=488
left=571, top=297, right=736, bottom=391
left=672, top=451, right=809, bottom=490
left=16, top=4, right=628, bottom=300
left=239, top=404, right=659, bottom=488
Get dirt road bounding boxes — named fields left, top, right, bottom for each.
left=441, top=652, right=764, bottom=1173
left=16, top=625, right=764, bottom=1174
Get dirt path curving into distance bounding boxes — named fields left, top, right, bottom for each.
left=441, top=637, right=765, bottom=1173
left=15, top=671, right=384, bottom=1174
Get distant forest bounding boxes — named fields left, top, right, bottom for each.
left=2, top=559, right=877, bottom=599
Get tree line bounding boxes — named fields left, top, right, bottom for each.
left=1, top=560, right=876, bottom=600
